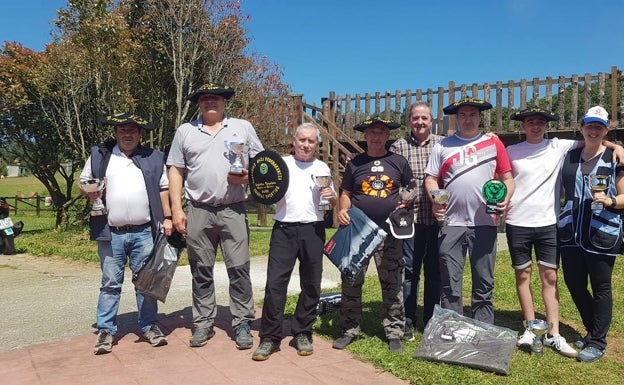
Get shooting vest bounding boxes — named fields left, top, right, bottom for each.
left=558, top=147, right=622, bottom=256
left=88, top=141, right=166, bottom=241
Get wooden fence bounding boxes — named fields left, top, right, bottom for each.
left=289, top=65, right=623, bottom=140
left=2, top=196, right=53, bottom=216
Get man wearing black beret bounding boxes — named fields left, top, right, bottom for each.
left=424, top=98, right=515, bottom=325
left=167, top=83, right=264, bottom=350
left=332, top=116, right=413, bottom=353
left=81, top=113, right=172, bottom=354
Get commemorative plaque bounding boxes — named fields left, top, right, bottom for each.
left=248, top=150, right=289, bottom=205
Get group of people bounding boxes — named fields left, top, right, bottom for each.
left=80, top=82, right=620, bottom=364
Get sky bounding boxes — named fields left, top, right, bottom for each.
left=1, top=0, right=623, bottom=107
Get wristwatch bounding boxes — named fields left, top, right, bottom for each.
left=610, top=197, right=617, bottom=208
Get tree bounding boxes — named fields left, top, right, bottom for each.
left=0, top=0, right=291, bottom=226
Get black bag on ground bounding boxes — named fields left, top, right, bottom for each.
left=132, top=227, right=182, bottom=303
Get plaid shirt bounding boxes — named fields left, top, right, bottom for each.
left=390, top=133, right=442, bottom=225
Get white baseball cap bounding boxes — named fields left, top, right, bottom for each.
left=583, top=106, right=609, bottom=126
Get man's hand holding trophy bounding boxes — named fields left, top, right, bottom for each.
left=311, top=174, right=333, bottom=211
left=80, top=177, right=107, bottom=216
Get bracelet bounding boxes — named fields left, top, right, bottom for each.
left=164, top=216, right=173, bottom=220
left=610, top=197, right=617, bottom=208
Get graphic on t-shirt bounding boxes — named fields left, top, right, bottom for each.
left=361, top=175, right=394, bottom=198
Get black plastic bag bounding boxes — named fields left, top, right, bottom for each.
left=323, top=206, right=387, bottom=283
left=132, top=228, right=182, bottom=303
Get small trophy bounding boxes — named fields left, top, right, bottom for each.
left=399, top=179, right=418, bottom=205
left=586, top=174, right=610, bottom=210
left=225, top=141, right=246, bottom=174
left=431, top=189, right=450, bottom=226
left=482, top=179, right=507, bottom=214
left=312, top=174, right=333, bottom=211
left=80, top=177, right=107, bottom=216
left=524, top=319, right=550, bottom=355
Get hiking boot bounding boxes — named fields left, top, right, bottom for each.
left=93, top=330, right=113, bottom=355
left=332, top=334, right=355, bottom=350
left=403, top=323, right=415, bottom=342
left=517, top=328, right=536, bottom=347
left=295, top=334, right=314, bottom=356
left=189, top=327, right=215, bottom=347
left=543, top=334, right=577, bottom=358
left=389, top=338, right=403, bottom=353
left=235, top=324, right=253, bottom=350
left=577, top=347, right=604, bottom=363
left=143, top=324, right=168, bottom=347
left=252, top=340, right=280, bottom=361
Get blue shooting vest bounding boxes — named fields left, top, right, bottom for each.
left=558, top=147, right=622, bottom=256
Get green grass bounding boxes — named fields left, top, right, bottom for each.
left=307, top=251, right=624, bottom=385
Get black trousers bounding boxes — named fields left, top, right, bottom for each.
left=561, top=246, right=615, bottom=350
left=258, top=221, right=325, bottom=345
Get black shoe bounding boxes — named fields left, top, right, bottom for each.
left=143, top=324, right=168, bottom=347
left=252, top=340, right=280, bottom=361
left=189, top=327, right=215, bottom=347
left=94, top=330, right=114, bottom=355
left=235, top=324, right=253, bottom=350
left=389, top=338, right=403, bottom=353
left=295, top=334, right=314, bottom=356
left=332, top=334, right=355, bottom=350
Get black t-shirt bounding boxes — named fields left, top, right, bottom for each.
left=341, top=152, right=412, bottom=232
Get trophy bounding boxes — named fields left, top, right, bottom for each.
left=399, top=179, right=418, bottom=205
left=312, top=174, right=333, bottom=211
left=524, top=319, right=551, bottom=355
left=80, top=177, right=107, bottom=216
left=586, top=174, right=611, bottom=210
left=431, top=189, right=450, bottom=226
left=482, top=179, right=507, bottom=214
left=225, top=141, right=246, bottom=174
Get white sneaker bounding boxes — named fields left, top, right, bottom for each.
left=517, top=329, right=536, bottom=347
left=543, top=334, right=578, bottom=358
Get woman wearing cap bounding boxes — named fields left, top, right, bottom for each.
left=558, top=106, right=623, bottom=362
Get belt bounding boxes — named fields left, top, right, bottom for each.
left=190, top=200, right=242, bottom=210
left=110, top=222, right=151, bottom=232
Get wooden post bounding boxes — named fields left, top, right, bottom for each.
left=611, top=66, right=619, bottom=126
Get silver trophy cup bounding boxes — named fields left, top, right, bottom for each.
left=524, top=319, right=550, bottom=355
left=80, top=177, right=107, bottom=216
left=312, top=174, right=333, bottom=211
left=586, top=174, right=610, bottom=210
left=431, top=189, right=450, bottom=226
left=226, top=141, right=246, bottom=174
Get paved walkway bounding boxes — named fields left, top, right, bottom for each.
left=0, top=253, right=406, bottom=385
left=0, top=235, right=510, bottom=384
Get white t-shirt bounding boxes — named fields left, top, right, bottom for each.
left=81, top=145, right=168, bottom=227
left=505, top=138, right=577, bottom=227
left=273, top=155, right=334, bottom=223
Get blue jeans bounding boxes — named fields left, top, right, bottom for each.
left=96, top=227, right=157, bottom=334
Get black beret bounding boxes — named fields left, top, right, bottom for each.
left=510, top=107, right=559, bottom=122
left=443, top=98, right=493, bottom=115
left=186, top=83, right=235, bottom=103
left=99, top=113, right=156, bottom=131
left=353, top=117, right=401, bottom=132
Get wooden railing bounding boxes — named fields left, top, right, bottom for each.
left=289, top=65, right=623, bottom=139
